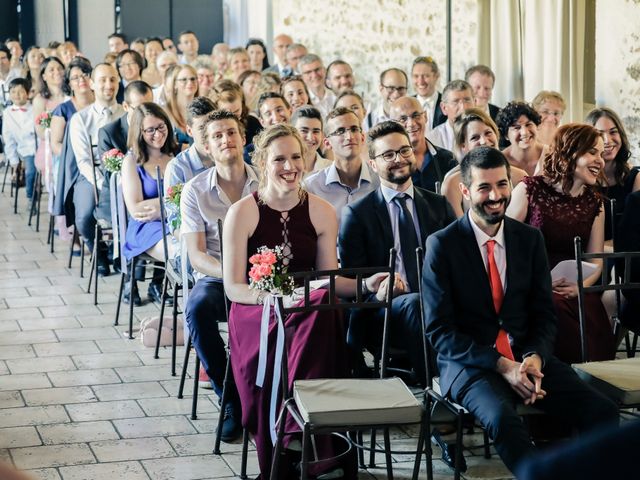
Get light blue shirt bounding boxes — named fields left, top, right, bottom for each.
left=164, top=145, right=212, bottom=231
left=380, top=183, right=421, bottom=291
left=304, top=160, right=379, bottom=225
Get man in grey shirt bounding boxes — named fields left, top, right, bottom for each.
left=305, top=107, right=379, bottom=225
left=68, top=63, right=124, bottom=276
left=181, top=110, right=259, bottom=442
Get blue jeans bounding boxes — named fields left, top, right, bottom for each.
left=23, top=155, right=36, bottom=199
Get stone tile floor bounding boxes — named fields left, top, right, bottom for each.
left=0, top=190, right=519, bottom=479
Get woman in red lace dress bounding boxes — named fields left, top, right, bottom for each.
left=507, top=124, right=614, bottom=363
left=222, top=124, right=390, bottom=479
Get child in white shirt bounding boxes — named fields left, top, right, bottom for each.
left=2, top=78, right=36, bottom=198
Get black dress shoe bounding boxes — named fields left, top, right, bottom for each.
left=431, top=429, right=467, bottom=472
left=97, top=260, right=111, bottom=277
left=219, top=402, right=243, bottom=442
left=148, top=282, right=173, bottom=306
left=123, top=286, right=142, bottom=306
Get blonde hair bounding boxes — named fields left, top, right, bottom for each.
left=531, top=90, right=566, bottom=112
left=252, top=124, right=308, bottom=201
left=165, top=64, right=199, bottom=131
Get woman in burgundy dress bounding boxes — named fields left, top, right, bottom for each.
left=507, top=123, right=614, bottom=363
left=222, top=124, right=390, bottom=479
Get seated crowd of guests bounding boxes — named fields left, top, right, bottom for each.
left=1, top=30, right=638, bottom=480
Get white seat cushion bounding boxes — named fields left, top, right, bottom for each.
left=573, top=357, right=640, bottom=406
left=293, top=377, right=423, bottom=426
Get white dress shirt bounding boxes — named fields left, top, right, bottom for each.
left=468, top=211, right=507, bottom=292
left=69, top=102, right=125, bottom=186
left=309, top=88, right=336, bottom=119
left=380, top=183, right=421, bottom=291
left=427, top=121, right=455, bottom=152
left=416, top=91, right=440, bottom=131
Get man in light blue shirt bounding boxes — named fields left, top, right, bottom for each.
left=305, top=107, right=379, bottom=225
left=164, top=96, right=217, bottom=235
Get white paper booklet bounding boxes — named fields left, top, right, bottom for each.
left=550, top=260, right=598, bottom=283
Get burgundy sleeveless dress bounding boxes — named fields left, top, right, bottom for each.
left=523, top=176, right=615, bottom=363
left=228, top=192, right=349, bottom=479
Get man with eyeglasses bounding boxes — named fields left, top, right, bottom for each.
left=304, top=107, right=379, bottom=225
left=299, top=54, right=335, bottom=119
left=339, top=120, right=455, bottom=381
left=390, top=96, right=456, bottom=193
left=115, top=49, right=143, bottom=104
left=284, top=43, right=307, bottom=75
left=68, top=63, right=125, bottom=277
left=368, top=67, right=408, bottom=129
left=263, top=33, right=293, bottom=78
left=427, top=79, right=475, bottom=151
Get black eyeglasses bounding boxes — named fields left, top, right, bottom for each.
left=143, top=124, right=168, bottom=136
left=328, top=125, right=362, bottom=137
left=382, top=84, right=407, bottom=94
left=374, top=145, right=413, bottom=162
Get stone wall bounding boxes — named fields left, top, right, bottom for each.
left=272, top=0, right=478, bottom=106
left=595, top=0, right=640, bottom=161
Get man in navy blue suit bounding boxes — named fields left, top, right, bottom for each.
left=422, top=146, right=618, bottom=473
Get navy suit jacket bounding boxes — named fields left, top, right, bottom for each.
left=339, top=186, right=456, bottom=270
left=422, top=215, right=557, bottom=396
left=413, top=140, right=457, bottom=193
left=98, top=115, right=128, bottom=158
left=488, top=103, right=500, bottom=123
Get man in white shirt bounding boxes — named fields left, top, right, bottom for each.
left=411, top=56, right=445, bottom=131
left=326, top=60, right=356, bottom=95
left=181, top=110, right=259, bottom=442
left=427, top=79, right=474, bottom=152
left=299, top=54, right=336, bottom=119
left=177, top=30, right=199, bottom=65
left=368, top=68, right=407, bottom=128
left=68, top=63, right=124, bottom=276
left=264, top=34, right=293, bottom=78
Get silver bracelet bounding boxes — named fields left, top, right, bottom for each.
left=256, top=291, right=267, bottom=305
left=361, top=278, right=370, bottom=295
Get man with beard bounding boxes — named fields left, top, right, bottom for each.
left=390, top=96, right=456, bottom=193
left=422, top=147, right=618, bottom=474
left=339, top=120, right=455, bottom=382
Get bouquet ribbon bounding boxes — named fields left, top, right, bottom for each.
left=255, top=294, right=286, bottom=444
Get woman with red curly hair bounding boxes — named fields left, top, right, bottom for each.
left=507, top=123, right=614, bottom=363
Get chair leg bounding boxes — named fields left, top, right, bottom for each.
left=128, top=258, right=135, bottom=339
left=300, top=424, right=311, bottom=480
left=171, top=284, right=179, bottom=376
left=269, top=404, right=289, bottom=480
left=368, top=429, right=377, bottom=467
left=93, top=238, right=99, bottom=306
left=114, top=272, right=125, bottom=326
left=191, top=354, right=199, bottom=420
left=240, top=428, right=249, bottom=480
left=80, top=240, right=86, bottom=278
left=87, top=226, right=98, bottom=294
left=412, top=417, right=427, bottom=480
left=50, top=216, right=55, bottom=253
left=47, top=214, right=53, bottom=245
left=214, top=353, right=234, bottom=454
left=177, top=336, right=192, bottom=399
left=35, top=182, right=41, bottom=232
left=356, top=430, right=365, bottom=468
left=154, top=275, right=170, bottom=360
left=68, top=229, right=78, bottom=269
left=27, top=177, right=37, bottom=226
left=13, top=181, right=19, bottom=213
left=383, top=428, right=394, bottom=480
left=454, top=413, right=464, bottom=480
left=483, top=428, right=491, bottom=459
left=425, top=396, right=434, bottom=480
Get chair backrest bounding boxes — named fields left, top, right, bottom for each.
left=416, top=247, right=435, bottom=388
left=110, top=171, right=130, bottom=274
left=275, top=249, right=397, bottom=398
left=155, top=165, right=170, bottom=265
left=434, top=181, right=441, bottom=195
left=575, top=236, right=640, bottom=362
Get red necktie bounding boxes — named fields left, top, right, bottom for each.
left=486, top=240, right=514, bottom=361
left=12, top=107, right=27, bottom=112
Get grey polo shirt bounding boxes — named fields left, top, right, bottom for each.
left=180, top=163, right=259, bottom=281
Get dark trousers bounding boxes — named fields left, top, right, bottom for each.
left=348, top=292, right=426, bottom=385
left=184, top=276, right=236, bottom=401
left=451, top=355, right=619, bottom=473
left=73, top=175, right=97, bottom=251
